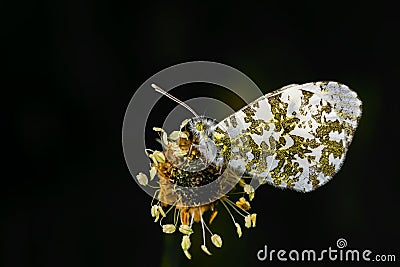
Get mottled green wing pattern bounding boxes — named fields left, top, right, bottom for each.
left=214, top=82, right=362, bottom=192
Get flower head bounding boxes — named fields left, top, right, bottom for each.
left=141, top=124, right=259, bottom=259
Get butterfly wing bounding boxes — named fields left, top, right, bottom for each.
left=214, top=81, right=362, bottom=192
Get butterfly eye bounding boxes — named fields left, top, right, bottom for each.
left=196, top=122, right=204, bottom=131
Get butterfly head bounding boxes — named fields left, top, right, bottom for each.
left=187, top=116, right=217, bottom=138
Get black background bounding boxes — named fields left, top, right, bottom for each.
left=3, top=1, right=399, bottom=267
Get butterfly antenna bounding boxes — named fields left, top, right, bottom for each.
left=151, top=83, right=199, bottom=117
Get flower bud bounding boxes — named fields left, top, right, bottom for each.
left=162, top=224, right=176, bottom=234
left=153, top=151, right=165, bottom=163
left=245, top=215, right=252, bottom=228
left=150, top=205, right=158, bottom=217
left=136, top=172, right=148, bottom=186
left=251, top=213, right=257, bottom=227
left=181, top=235, right=191, bottom=251
left=183, top=250, right=191, bottom=260
left=158, top=206, right=166, bottom=217
left=149, top=166, right=157, bottom=180
left=244, top=184, right=255, bottom=201
left=236, top=197, right=251, bottom=210
left=179, top=224, right=194, bottom=235
left=211, top=234, right=222, bottom=248
left=235, top=223, right=242, bottom=238
left=201, top=245, right=212, bottom=255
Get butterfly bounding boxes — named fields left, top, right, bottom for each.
left=137, top=81, right=362, bottom=259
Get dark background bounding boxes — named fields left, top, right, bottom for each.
left=2, top=1, right=399, bottom=267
